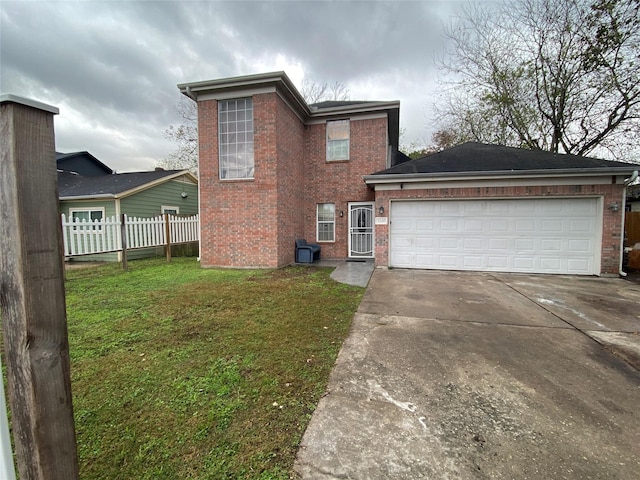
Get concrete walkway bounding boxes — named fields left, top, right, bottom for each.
left=313, top=259, right=375, bottom=288
left=294, top=269, right=640, bottom=479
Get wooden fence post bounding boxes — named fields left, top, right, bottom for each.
left=0, top=95, right=79, bottom=478
left=165, top=213, right=172, bottom=262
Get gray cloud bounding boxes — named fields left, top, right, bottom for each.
left=1, top=0, right=460, bottom=171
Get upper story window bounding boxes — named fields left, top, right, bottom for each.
left=219, top=98, right=254, bottom=180
left=326, top=119, right=350, bottom=161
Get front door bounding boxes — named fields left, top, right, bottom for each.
left=348, top=203, right=374, bottom=258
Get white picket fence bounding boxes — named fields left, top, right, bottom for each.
left=61, top=214, right=199, bottom=257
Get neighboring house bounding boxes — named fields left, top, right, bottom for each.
left=58, top=160, right=198, bottom=261
left=56, top=151, right=113, bottom=176
left=179, top=71, right=638, bottom=276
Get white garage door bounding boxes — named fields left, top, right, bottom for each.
left=390, top=198, right=600, bottom=275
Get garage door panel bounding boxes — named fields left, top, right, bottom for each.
left=568, top=258, right=591, bottom=273
left=570, top=220, right=592, bottom=233
left=489, top=219, right=509, bottom=232
left=441, top=203, right=462, bottom=214
left=416, top=237, right=435, bottom=249
left=390, top=198, right=599, bottom=275
left=516, top=219, right=536, bottom=232
left=487, top=202, right=510, bottom=215
left=392, top=219, right=414, bottom=232
left=439, top=255, right=458, bottom=267
left=542, top=220, right=563, bottom=232
left=439, top=219, right=459, bottom=231
left=540, top=258, right=562, bottom=271
left=487, top=256, right=509, bottom=268
left=540, top=239, right=562, bottom=252
left=515, top=238, right=535, bottom=251
left=416, top=220, right=434, bottom=232
left=439, top=237, right=459, bottom=249
left=569, top=239, right=591, bottom=252
left=464, top=238, right=484, bottom=250
left=463, top=256, right=483, bottom=268
left=513, top=257, right=535, bottom=270
left=488, top=238, right=509, bottom=250
left=464, top=219, right=483, bottom=232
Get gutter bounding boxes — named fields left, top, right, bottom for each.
left=619, top=170, right=639, bottom=277
left=59, top=194, right=115, bottom=201
left=364, top=168, right=640, bottom=184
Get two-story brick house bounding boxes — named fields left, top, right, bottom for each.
left=179, top=71, right=401, bottom=268
left=180, top=71, right=638, bottom=276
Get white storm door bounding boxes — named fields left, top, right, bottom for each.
left=349, top=203, right=374, bottom=258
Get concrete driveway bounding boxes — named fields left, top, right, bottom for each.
left=294, top=270, right=640, bottom=479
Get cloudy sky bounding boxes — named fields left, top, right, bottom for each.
left=1, top=0, right=464, bottom=172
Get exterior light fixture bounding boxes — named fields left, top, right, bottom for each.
left=609, top=202, right=619, bottom=212
left=181, top=192, right=188, bottom=198
left=378, top=206, right=384, bottom=215
left=339, top=210, right=344, bottom=217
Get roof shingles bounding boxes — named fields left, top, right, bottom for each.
left=58, top=170, right=186, bottom=198
left=372, top=142, right=637, bottom=177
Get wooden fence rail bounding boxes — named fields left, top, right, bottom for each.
left=61, top=213, right=199, bottom=257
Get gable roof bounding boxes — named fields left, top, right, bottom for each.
left=58, top=169, right=196, bottom=200
left=56, top=151, right=113, bottom=176
left=178, top=71, right=401, bottom=153
left=366, top=142, right=638, bottom=183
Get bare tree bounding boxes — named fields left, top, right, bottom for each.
left=300, top=79, right=350, bottom=104
left=158, top=96, right=198, bottom=172
left=435, top=0, right=640, bottom=160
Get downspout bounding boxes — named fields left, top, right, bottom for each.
left=184, top=85, right=201, bottom=261
left=619, top=170, right=639, bottom=277
left=185, top=86, right=196, bottom=101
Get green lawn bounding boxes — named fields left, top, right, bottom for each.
left=65, top=258, right=364, bottom=479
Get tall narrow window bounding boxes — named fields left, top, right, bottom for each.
left=219, top=98, right=254, bottom=179
left=326, top=119, right=350, bottom=161
left=317, top=203, right=335, bottom=242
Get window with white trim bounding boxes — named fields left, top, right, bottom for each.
left=69, top=207, right=105, bottom=229
left=161, top=206, right=180, bottom=215
left=326, top=119, right=350, bottom=161
left=219, top=97, right=254, bottom=179
left=317, top=203, right=335, bottom=242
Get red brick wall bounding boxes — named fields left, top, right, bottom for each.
left=374, top=183, right=626, bottom=275
left=198, top=93, right=282, bottom=268
left=303, top=118, right=386, bottom=259
left=275, top=95, right=305, bottom=265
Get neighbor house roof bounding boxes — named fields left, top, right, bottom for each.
left=58, top=169, right=196, bottom=200
left=365, top=142, right=638, bottom=184
left=56, top=151, right=114, bottom=176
